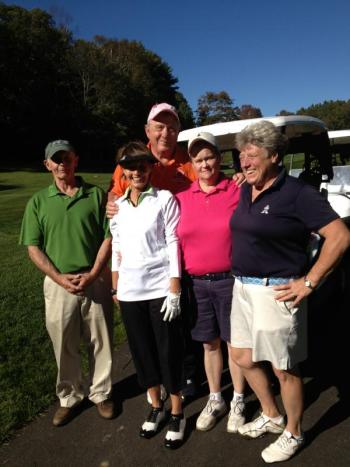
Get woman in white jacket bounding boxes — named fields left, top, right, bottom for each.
left=110, top=141, right=185, bottom=449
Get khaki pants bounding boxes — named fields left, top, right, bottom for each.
left=43, top=269, right=113, bottom=407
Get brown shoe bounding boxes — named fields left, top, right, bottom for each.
left=52, top=406, right=75, bottom=427
left=96, top=399, right=114, bottom=419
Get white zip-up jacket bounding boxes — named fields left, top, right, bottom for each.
left=110, top=186, right=181, bottom=301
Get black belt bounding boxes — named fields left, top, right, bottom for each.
left=189, top=271, right=232, bottom=281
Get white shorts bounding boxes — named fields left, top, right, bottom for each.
left=230, top=279, right=307, bottom=370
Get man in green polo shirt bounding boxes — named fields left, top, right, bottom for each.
left=19, top=140, right=114, bottom=426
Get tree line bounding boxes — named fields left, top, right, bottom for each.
left=0, top=3, right=194, bottom=169
left=1, top=3, right=350, bottom=169
left=198, top=93, right=350, bottom=130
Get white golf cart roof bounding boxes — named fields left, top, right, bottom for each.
left=328, top=129, right=350, bottom=146
left=178, top=115, right=327, bottom=151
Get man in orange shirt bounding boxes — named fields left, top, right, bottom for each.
left=109, top=103, right=197, bottom=196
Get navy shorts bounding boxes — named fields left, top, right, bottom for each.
left=189, top=277, right=235, bottom=343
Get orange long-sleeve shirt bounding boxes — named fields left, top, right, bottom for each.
left=109, top=144, right=197, bottom=197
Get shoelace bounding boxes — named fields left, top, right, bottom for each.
left=206, top=399, right=221, bottom=414
left=147, top=407, right=162, bottom=423
left=232, top=400, right=245, bottom=415
left=277, top=433, right=303, bottom=449
left=168, top=416, right=181, bottom=432
left=276, top=434, right=292, bottom=449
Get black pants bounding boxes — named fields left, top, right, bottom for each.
left=181, top=276, right=205, bottom=384
left=119, top=297, right=184, bottom=394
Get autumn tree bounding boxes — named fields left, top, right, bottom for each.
left=237, top=104, right=262, bottom=120
left=196, top=91, right=238, bottom=125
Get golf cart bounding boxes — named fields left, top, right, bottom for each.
left=178, top=115, right=333, bottom=181
left=178, top=115, right=350, bottom=221
left=324, top=130, right=350, bottom=221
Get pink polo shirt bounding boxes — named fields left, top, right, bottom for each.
left=176, top=176, right=240, bottom=275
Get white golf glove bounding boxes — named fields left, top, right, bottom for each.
left=160, top=292, right=181, bottom=322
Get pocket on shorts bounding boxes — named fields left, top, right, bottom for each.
left=276, top=299, right=299, bottom=316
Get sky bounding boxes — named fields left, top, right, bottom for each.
left=6, top=0, right=350, bottom=117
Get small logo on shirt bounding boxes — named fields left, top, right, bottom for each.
left=261, top=204, right=270, bottom=214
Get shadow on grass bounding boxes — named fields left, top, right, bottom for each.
left=0, top=167, right=45, bottom=172
left=0, top=184, right=22, bottom=191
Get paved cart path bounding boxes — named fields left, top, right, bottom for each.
left=1, top=337, right=350, bottom=467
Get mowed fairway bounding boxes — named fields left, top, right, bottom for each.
left=0, top=170, right=124, bottom=443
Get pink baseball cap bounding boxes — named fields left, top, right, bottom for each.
left=147, top=103, right=179, bottom=123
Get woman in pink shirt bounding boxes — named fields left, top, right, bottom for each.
left=176, top=132, right=246, bottom=434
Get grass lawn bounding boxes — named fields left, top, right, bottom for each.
left=0, top=170, right=125, bottom=443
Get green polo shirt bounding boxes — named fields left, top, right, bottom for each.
left=19, top=177, right=110, bottom=273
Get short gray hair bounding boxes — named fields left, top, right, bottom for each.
left=235, top=120, right=288, bottom=158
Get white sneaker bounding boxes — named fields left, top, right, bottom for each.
left=196, top=398, right=227, bottom=431
left=146, top=385, right=167, bottom=405
left=261, top=430, right=305, bottom=463
left=227, top=399, right=246, bottom=433
left=238, top=413, right=285, bottom=439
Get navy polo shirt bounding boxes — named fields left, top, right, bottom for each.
left=230, top=168, right=339, bottom=278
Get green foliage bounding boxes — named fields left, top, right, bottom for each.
left=196, top=91, right=239, bottom=125
left=297, top=100, right=350, bottom=130
left=0, top=4, right=193, bottom=169
left=0, top=170, right=125, bottom=443
left=68, top=37, right=189, bottom=154
left=175, top=92, right=195, bottom=129
left=0, top=4, right=73, bottom=160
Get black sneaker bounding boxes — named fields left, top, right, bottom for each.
left=164, top=414, right=186, bottom=449
left=139, top=406, right=165, bottom=439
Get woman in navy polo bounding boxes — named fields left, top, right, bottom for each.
left=229, top=120, right=350, bottom=463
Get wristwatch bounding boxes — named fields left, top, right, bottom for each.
left=304, top=277, right=314, bottom=290
left=111, top=288, right=118, bottom=296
